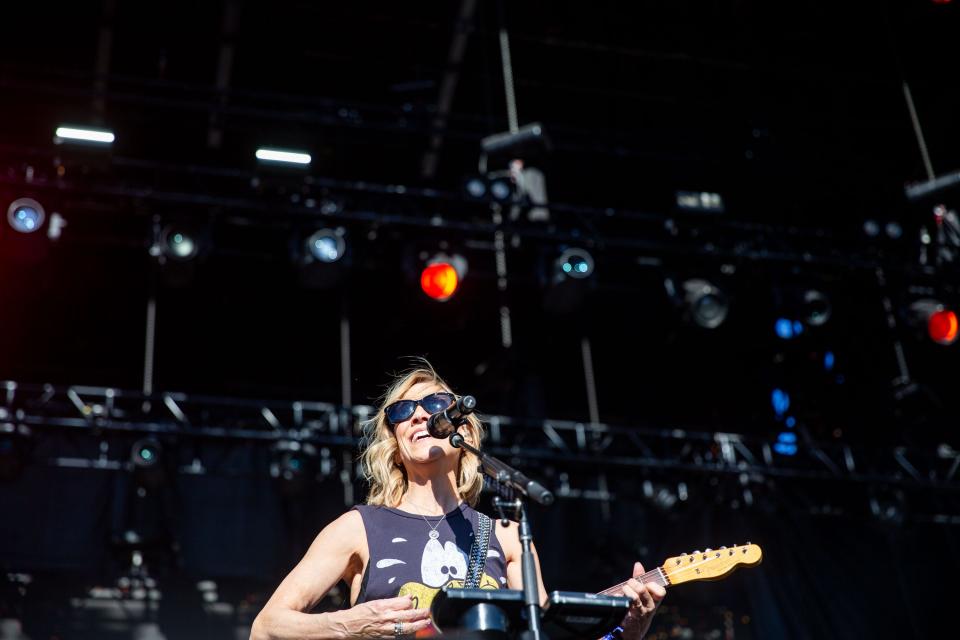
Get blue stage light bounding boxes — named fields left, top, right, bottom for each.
left=775, top=318, right=794, bottom=339
left=773, top=442, right=798, bottom=456
left=777, top=432, right=797, bottom=444
left=771, top=388, right=790, bottom=417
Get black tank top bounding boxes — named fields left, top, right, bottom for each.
left=352, top=503, right=509, bottom=611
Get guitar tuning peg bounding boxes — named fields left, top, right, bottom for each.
left=705, top=548, right=712, bottom=552
left=720, top=546, right=727, bottom=549
left=746, top=541, right=751, bottom=545
left=693, top=550, right=700, bottom=554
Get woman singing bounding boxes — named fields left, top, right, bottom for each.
left=250, top=364, right=664, bottom=639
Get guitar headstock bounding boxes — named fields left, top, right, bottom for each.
left=661, top=543, right=762, bottom=585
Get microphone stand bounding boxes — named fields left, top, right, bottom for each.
left=447, top=427, right=554, bottom=640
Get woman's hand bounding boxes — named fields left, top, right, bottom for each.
left=327, top=595, right=433, bottom=638
left=618, top=562, right=666, bottom=640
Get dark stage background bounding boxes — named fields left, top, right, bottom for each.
left=1, top=1, right=959, bottom=639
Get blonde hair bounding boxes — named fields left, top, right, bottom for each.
left=360, top=361, right=485, bottom=507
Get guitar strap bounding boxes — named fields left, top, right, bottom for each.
left=464, top=513, right=492, bottom=589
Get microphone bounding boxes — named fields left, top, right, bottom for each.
left=427, top=395, right=477, bottom=438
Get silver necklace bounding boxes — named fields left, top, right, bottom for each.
left=421, top=513, right=445, bottom=540
left=405, top=500, right=450, bottom=540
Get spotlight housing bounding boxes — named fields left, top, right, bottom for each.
left=296, top=227, right=348, bottom=289
left=555, top=248, right=594, bottom=281
left=801, top=289, right=832, bottom=327
left=910, top=299, right=958, bottom=345
left=131, top=438, right=162, bottom=468
left=6, top=198, right=46, bottom=234
left=420, top=253, right=467, bottom=302
left=305, top=229, right=346, bottom=264
left=543, top=247, right=595, bottom=314
left=462, top=177, right=488, bottom=200
left=130, top=438, right=166, bottom=489
left=160, top=225, right=199, bottom=261
left=682, top=279, right=729, bottom=329
left=488, top=177, right=515, bottom=203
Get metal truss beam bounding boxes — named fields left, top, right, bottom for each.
left=3, top=381, right=957, bottom=494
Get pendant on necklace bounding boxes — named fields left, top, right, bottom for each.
left=429, top=530, right=440, bottom=540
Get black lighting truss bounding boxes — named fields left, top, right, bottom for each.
left=0, top=143, right=904, bottom=274
left=3, top=381, right=958, bottom=525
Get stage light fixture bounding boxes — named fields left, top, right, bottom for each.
left=54, top=125, right=115, bottom=145
left=6, top=198, right=45, bottom=234
left=461, top=173, right=517, bottom=204
left=910, top=299, right=959, bottom=345
left=929, top=309, right=958, bottom=345
left=255, top=147, right=311, bottom=165
left=824, top=351, right=836, bottom=371
left=775, top=318, right=804, bottom=340
left=543, top=248, right=595, bottom=314
left=682, top=279, right=728, bottom=329
left=130, top=438, right=168, bottom=489
left=481, top=122, right=549, bottom=162
left=160, top=225, right=199, bottom=261
left=773, top=432, right=798, bottom=456
left=676, top=190, right=725, bottom=214
left=555, top=248, right=594, bottom=281
left=801, top=289, right=831, bottom=327
left=296, top=227, right=348, bottom=289
left=420, top=253, right=467, bottom=302
left=771, top=388, right=791, bottom=418
left=305, top=229, right=346, bottom=264
left=463, top=177, right=488, bottom=200
left=488, top=177, right=514, bottom=203
left=131, top=439, right=162, bottom=468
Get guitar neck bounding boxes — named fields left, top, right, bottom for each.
left=596, top=543, right=764, bottom=595
left=597, top=567, right=669, bottom=596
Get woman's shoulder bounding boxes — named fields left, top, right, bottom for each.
left=492, top=516, right=520, bottom=557
left=316, top=509, right=366, bottom=550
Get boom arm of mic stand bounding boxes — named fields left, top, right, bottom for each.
left=448, top=433, right=555, bottom=506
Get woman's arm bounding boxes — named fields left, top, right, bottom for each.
left=249, top=511, right=431, bottom=640
left=494, top=519, right=549, bottom=606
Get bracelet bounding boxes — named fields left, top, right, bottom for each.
left=601, top=625, right=624, bottom=640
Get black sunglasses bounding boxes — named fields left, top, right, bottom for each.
left=384, top=392, right=456, bottom=426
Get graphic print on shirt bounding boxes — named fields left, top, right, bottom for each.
left=378, top=536, right=501, bottom=610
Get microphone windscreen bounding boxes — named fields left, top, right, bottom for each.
left=427, top=413, right=456, bottom=439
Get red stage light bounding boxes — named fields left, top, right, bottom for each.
left=420, top=262, right=459, bottom=301
left=928, top=309, right=958, bottom=345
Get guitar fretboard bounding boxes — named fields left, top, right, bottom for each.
left=596, top=567, right=669, bottom=596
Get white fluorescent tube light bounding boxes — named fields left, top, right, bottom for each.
left=255, top=148, right=312, bottom=165
left=54, top=126, right=115, bottom=144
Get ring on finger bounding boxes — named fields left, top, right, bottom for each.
left=394, top=620, right=404, bottom=638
